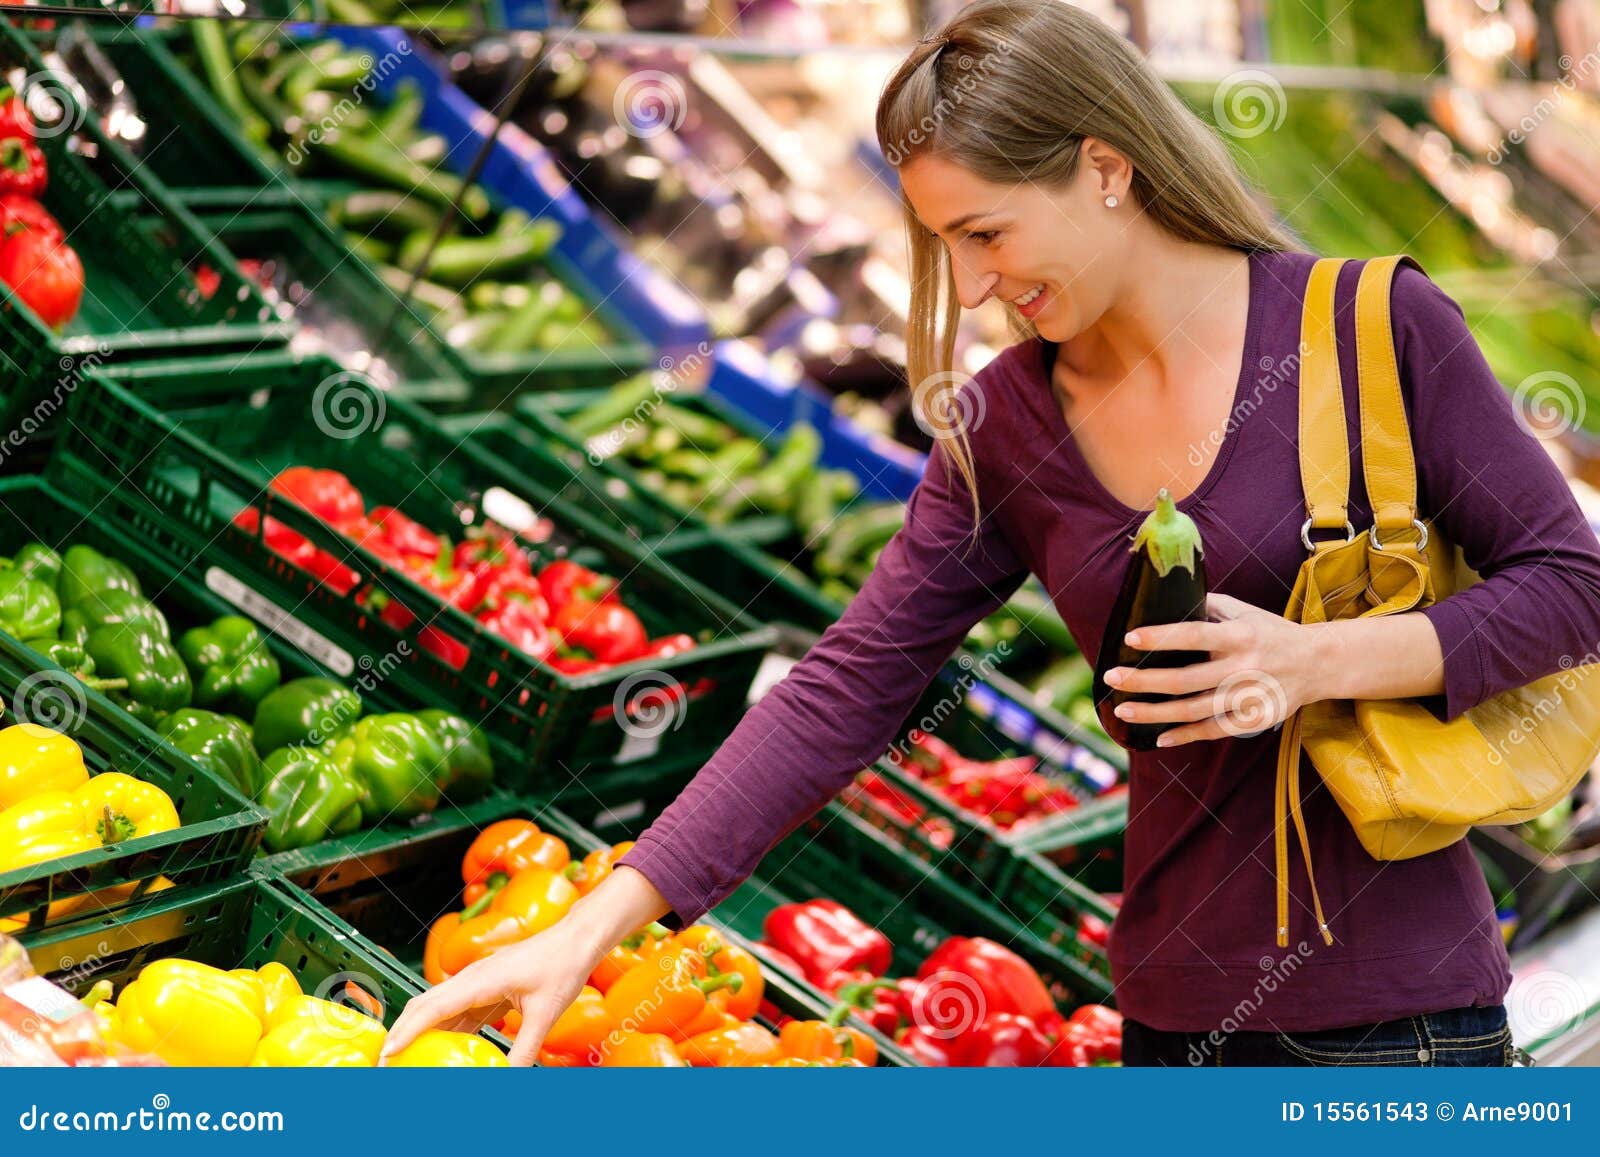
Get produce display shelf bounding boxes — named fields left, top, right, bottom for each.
left=17, top=874, right=426, bottom=1031
left=263, top=789, right=916, bottom=1064
left=0, top=538, right=265, bottom=926
left=319, top=25, right=710, bottom=350
left=0, top=20, right=292, bottom=439
left=587, top=790, right=1116, bottom=1009
left=49, top=353, right=778, bottom=790
left=1470, top=825, right=1600, bottom=952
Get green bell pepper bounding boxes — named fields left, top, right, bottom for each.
left=57, top=544, right=141, bottom=610
left=31, top=638, right=127, bottom=692
left=11, top=543, right=62, bottom=587
left=82, top=621, right=193, bottom=726
left=177, top=616, right=282, bottom=716
left=326, top=713, right=445, bottom=825
left=418, top=708, right=494, bottom=803
left=251, top=677, right=362, bottom=756
left=60, top=588, right=170, bottom=647
left=155, top=708, right=262, bottom=798
left=0, top=569, right=61, bottom=642
left=257, top=746, right=367, bottom=853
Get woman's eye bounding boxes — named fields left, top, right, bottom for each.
left=968, top=231, right=999, bottom=246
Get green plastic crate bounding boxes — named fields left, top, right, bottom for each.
left=196, top=208, right=467, bottom=390
left=0, top=23, right=291, bottom=435
left=50, top=354, right=777, bottom=789
left=22, top=22, right=298, bottom=208
left=18, top=875, right=426, bottom=1032
left=590, top=794, right=1116, bottom=1008
left=0, top=624, right=264, bottom=926
left=264, top=790, right=913, bottom=1064
left=0, top=475, right=518, bottom=852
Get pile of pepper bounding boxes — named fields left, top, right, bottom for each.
left=847, top=729, right=1081, bottom=845
left=421, top=822, right=877, bottom=1067
left=0, top=86, right=83, bottom=330
left=0, top=724, right=178, bottom=882
left=246, top=466, right=694, bottom=675
left=0, top=540, right=494, bottom=854
left=85, top=957, right=504, bottom=1067
left=758, top=898, right=1121, bottom=1066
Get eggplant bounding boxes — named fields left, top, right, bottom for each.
left=1092, top=488, right=1210, bottom=751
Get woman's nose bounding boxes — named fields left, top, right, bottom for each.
left=951, top=261, right=999, bottom=311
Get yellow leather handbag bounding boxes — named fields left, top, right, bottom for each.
left=1272, top=254, right=1600, bottom=949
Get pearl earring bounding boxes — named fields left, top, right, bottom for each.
left=1104, top=194, right=1119, bottom=208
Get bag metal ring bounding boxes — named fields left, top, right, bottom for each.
left=1300, top=518, right=1356, bottom=552
left=1368, top=519, right=1429, bottom=553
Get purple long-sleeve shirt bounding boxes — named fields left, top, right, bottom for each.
left=615, top=248, right=1600, bottom=1032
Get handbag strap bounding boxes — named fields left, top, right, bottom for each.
left=1355, top=254, right=1429, bottom=539
left=1298, top=258, right=1352, bottom=535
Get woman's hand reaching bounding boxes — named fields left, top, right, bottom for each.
left=379, top=863, right=672, bottom=1067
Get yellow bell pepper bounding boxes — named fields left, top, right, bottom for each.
left=115, top=959, right=264, bottom=1065
left=0, top=790, right=96, bottom=874
left=265, top=994, right=386, bottom=1063
left=254, top=962, right=301, bottom=1021
left=0, top=829, right=100, bottom=874
left=251, top=1018, right=374, bottom=1067
left=74, top=774, right=179, bottom=845
left=383, top=1029, right=508, bottom=1067
left=0, top=724, right=88, bottom=810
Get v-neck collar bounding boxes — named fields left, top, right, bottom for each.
left=1015, top=246, right=1267, bottom=521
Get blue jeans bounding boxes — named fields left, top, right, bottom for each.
left=1123, top=1004, right=1520, bottom=1067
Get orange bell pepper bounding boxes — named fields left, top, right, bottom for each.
left=537, top=1048, right=584, bottom=1067
left=567, top=840, right=634, bottom=896
left=764, top=1056, right=868, bottom=1067
left=423, top=912, right=461, bottom=985
left=438, top=912, right=527, bottom=977
left=602, top=943, right=743, bottom=1041
left=676, top=926, right=765, bottom=1020
left=460, top=820, right=570, bottom=911
left=588, top=922, right=672, bottom=993
left=543, top=985, right=615, bottom=1062
left=779, top=1010, right=878, bottom=1067
left=600, top=1032, right=688, bottom=1067
left=680, top=1021, right=783, bottom=1067
left=491, top=868, right=577, bottom=936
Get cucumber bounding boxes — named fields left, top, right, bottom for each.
left=567, top=375, right=661, bottom=438
left=194, top=20, right=270, bottom=145
left=657, top=449, right=717, bottom=480
left=317, top=129, right=491, bottom=219
left=1001, top=584, right=1077, bottom=656
left=481, top=282, right=565, bottom=355
left=701, top=440, right=765, bottom=501
left=333, top=191, right=442, bottom=238
left=814, top=503, right=905, bottom=577
left=373, top=79, right=423, bottom=139
left=375, top=264, right=467, bottom=319
left=397, top=214, right=562, bottom=286
left=658, top=403, right=731, bottom=449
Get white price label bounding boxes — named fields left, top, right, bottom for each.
left=205, top=567, right=355, bottom=676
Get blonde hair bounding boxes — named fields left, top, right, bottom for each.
left=876, top=0, right=1294, bottom=523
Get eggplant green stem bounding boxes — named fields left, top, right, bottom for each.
left=1131, top=488, right=1203, bottom=577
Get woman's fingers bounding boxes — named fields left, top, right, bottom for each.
left=1104, top=657, right=1235, bottom=696
left=505, top=994, right=566, bottom=1067
left=381, top=976, right=493, bottom=1060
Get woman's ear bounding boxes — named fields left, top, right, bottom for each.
left=1079, top=136, right=1132, bottom=203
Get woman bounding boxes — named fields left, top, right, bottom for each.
left=383, top=0, right=1600, bottom=1067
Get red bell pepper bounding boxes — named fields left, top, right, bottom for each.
left=552, top=599, right=648, bottom=665
left=270, top=466, right=364, bottom=527
left=0, top=87, right=35, bottom=141
left=1044, top=1004, right=1122, bottom=1066
left=0, top=227, right=80, bottom=328
left=762, top=899, right=892, bottom=985
left=821, top=972, right=902, bottom=1037
left=355, top=506, right=441, bottom=565
left=896, top=1024, right=961, bottom=1066
left=635, top=633, right=695, bottom=661
left=231, top=508, right=359, bottom=597
left=477, top=598, right=555, bottom=662
left=0, top=137, right=46, bottom=198
left=958, top=1012, right=1053, bottom=1067
left=0, top=194, right=60, bottom=242
left=453, top=524, right=529, bottom=588
left=1077, top=910, right=1112, bottom=950
left=478, top=570, right=550, bottom=621
left=916, top=937, right=1056, bottom=1025
left=537, top=559, right=617, bottom=613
